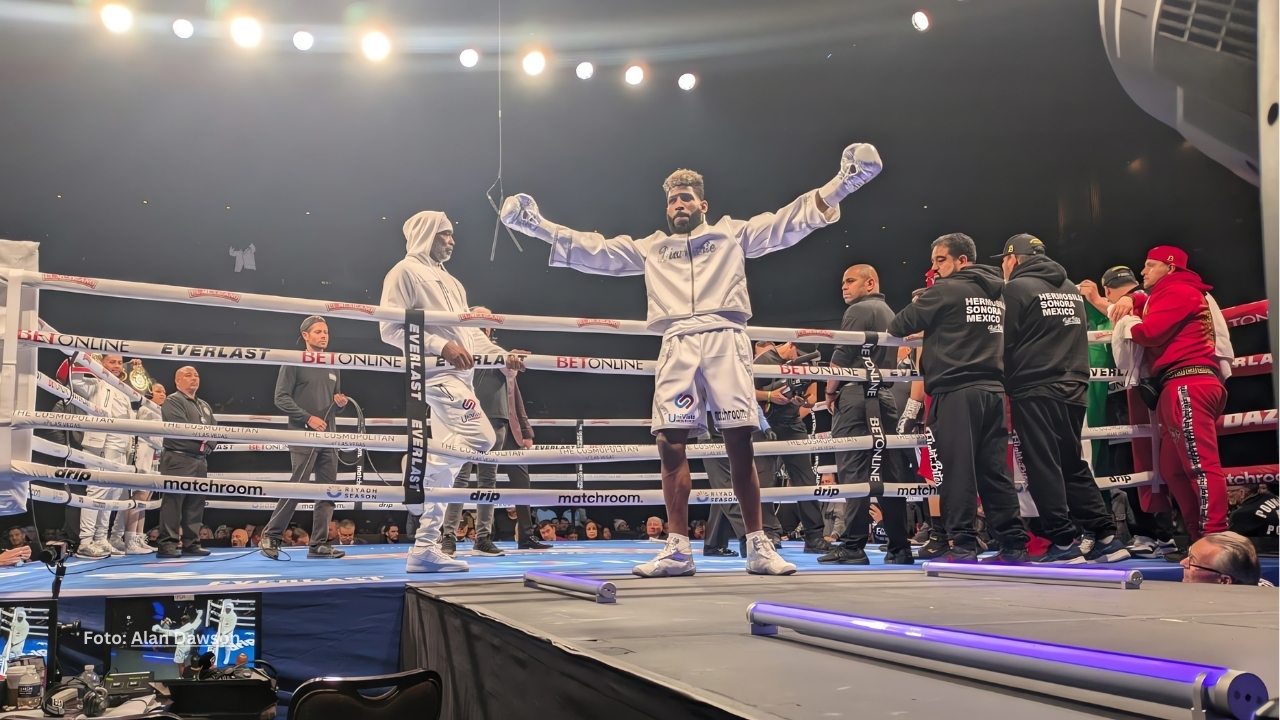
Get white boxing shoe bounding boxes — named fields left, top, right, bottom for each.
left=406, top=544, right=469, bottom=573
left=125, top=537, right=156, bottom=555
left=632, top=535, right=695, bottom=578
left=745, top=532, right=797, bottom=576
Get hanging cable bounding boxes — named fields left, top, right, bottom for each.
left=486, top=0, right=523, bottom=261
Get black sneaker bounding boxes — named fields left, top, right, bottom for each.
left=441, top=535, right=457, bottom=557
left=917, top=532, right=948, bottom=559
left=702, top=547, right=739, bottom=557
left=910, top=525, right=932, bottom=545
left=938, top=548, right=978, bottom=563
left=517, top=536, right=551, bottom=550
left=473, top=538, right=505, bottom=556
left=182, top=545, right=211, bottom=557
left=1036, top=543, right=1086, bottom=565
left=883, top=548, right=915, bottom=565
left=817, top=545, right=869, bottom=565
left=307, top=544, right=346, bottom=559
left=258, top=536, right=282, bottom=560
left=979, top=548, right=1029, bottom=565
left=803, top=539, right=831, bottom=554
left=156, top=543, right=181, bottom=559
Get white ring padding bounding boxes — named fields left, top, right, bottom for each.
left=29, top=484, right=160, bottom=511
left=16, top=330, right=919, bottom=381
left=203, top=499, right=359, bottom=511
left=206, top=471, right=711, bottom=482
left=12, top=411, right=1155, bottom=464
left=31, top=436, right=135, bottom=472
left=21, top=272, right=914, bottom=347
left=13, top=460, right=937, bottom=505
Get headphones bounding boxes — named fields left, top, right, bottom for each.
left=43, top=677, right=110, bottom=717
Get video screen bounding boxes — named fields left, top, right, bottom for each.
left=104, top=593, right=261, bottom=680
left=1, top=601, right=55, bottom=678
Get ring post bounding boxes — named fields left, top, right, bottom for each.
left=0, top=241, right=40, bottom=516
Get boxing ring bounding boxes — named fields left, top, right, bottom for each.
left=1, top=257, right=1277, bottom=717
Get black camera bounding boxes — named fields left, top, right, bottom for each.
left=39, top=541, right=70, bottom=565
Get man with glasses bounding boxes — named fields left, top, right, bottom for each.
left=1181, top=532, right=1272, bottom=587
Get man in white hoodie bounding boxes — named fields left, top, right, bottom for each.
left=501, top=142, right=882, bottom=577
left=380, top=210, right=524, bottom=573
left=71, top=354, right=136, bottom=559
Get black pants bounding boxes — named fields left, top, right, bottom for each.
left=832, top=386, right=911, bottom=553
left=264, top=447, right=338, bottom=548
left=759, top=422, right=823, bottom=540
left=157, top=451, right=208, bottom=550
left=931, top=387, right=1027, bottom=552
left=1010, top=396, right=1115, bottom=545
left=703, top=449, right=781, bottom=549
left=445, top=420, right=535, bottom=540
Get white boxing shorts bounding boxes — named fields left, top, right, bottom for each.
left=651, top=328, right=756, bottom=435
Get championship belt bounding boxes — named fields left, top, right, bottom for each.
left=127, top=361, right=155, bottom=396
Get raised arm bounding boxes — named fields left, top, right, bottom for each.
left=501, top=194, right=646, bottom=276
left=735, top=143, right=882, bottom=258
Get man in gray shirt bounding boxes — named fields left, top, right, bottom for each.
left=157, top=366, right=219, bottom=558
left=260, top=316, right=348, bottom=560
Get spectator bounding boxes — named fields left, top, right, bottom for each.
left=537, top=520, right=558, bottom=543
left=614, top=519, right=632, bottom=537
left=601, top=526, right=613, bottom=540
left=1228, top=484, right=1278, bottom=554
left=230, top=529, right=249, bottom=548
left=644, top=516, right=667, bottom=541
left=336, top=519, right=366, bottom=546
left=328, top=520, right=339, bottom=541
left=381, top=524, right=403, bottom=544
left=146, top=527, right=160, bottom=543
left=281, top=528, right=296, bottom=546
left=1181, top=532, right=1270, bottom=586
left=1, top=545, right=31, bottom=567
left=818, top=474, right=846, bottom=544
left=198, top=526, right=214, bottom=542
left=6, top=526, right=35, bottom=552
left=555, top=518, right=571, bottom=537
left=689, top=520, right=705, bottom=541
left=494, top=509, right=520, bottom=543
left=583, top=520, right=602, bottom=540
left=293, top=529, right=311, bottom=547
left=214, top=526, right=230, bottom=542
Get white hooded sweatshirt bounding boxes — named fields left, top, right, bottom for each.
left=379, top=211, right=506, bottom=372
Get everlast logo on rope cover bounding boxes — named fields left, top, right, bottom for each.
left=1232, top=354, right=1272, bottom=369
left=41, top=273, right=98, bottom=289
left=470, top=491, right=501, bottom=502
left=459, top=312, right=505, bottom=324
left=326, top=302, right=376, bottom=315
left=188, top=289, right=242, bottom=303
left=577, top=318, right=620, bottom=329
left=160, top=344, right=271, bottom=360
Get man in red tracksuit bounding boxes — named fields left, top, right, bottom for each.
left=1126, top=245, right=1228, bottom=541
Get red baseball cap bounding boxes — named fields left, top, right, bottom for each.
left=1146, top=245, right=1188, bottom=269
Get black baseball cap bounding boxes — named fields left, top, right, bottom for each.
left=991, top=233, right=1047, bottom=258
left=1101, top=265, right=1138, bottom=289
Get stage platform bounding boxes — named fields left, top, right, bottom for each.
left=403, top=572, right=1279, bottom=720
left=2, top=541, right=1275, bottom=707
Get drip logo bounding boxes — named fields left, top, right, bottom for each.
left=813, top=487, right=840, bottom=498
left=470, top=491, right=501, bottom=502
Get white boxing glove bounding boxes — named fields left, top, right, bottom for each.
left=897, top=398, right=923, bottom=435
left=819, top=143, right=883, bottom=207
left=500, top=193, right=557, bottom=242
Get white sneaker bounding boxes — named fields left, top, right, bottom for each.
left=77, top=540, right=111, bottom=559
left=1154, top=539, right=1178, bottom=556
left=632, top=536, right=695, bottom=578
left=1127, top=535, right=1157, bottom=557
left=745, top=533, right=797, bottom=576
left=107, top=537, right=126, bottom=556
left=125, top=537, right=155, bottom=555
left=406, top=544, right=469, bottom=573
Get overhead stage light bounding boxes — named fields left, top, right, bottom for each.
left=911, top=11, right=930, bottom=32
left=172, top=18, right=194, bottom=39
left=522, top=50, right=546, bottom=76
left=624, top=65, right=644, bottom=86
left=575, top=62, right=594, bottom=80
left=362, top=31, right=391, bottom=61
left=293, top=31, right=315, bottom=51
left=459, top=48, right=479, bottom=68
left=100, top=4, right=133, bottom=34
left=230, top=16, right=263, bottom=48
left=678, top=73, right=697, bottom=91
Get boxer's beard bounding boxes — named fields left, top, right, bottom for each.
left=668, top=208, right=704, bottom=234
